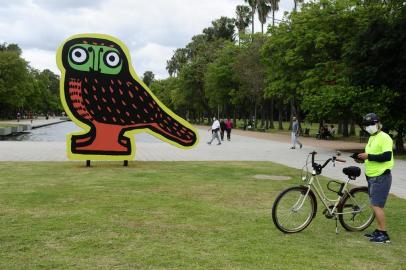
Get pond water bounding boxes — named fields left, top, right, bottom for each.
left=0, top=121, right=162, bottom=143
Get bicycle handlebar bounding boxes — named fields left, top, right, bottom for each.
left=310, top=151, right=346, bottom=175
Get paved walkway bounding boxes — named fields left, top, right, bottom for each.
left=0, top=124, right=405, bottom=199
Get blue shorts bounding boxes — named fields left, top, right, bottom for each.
left=367, top=173, right=392, bottom=208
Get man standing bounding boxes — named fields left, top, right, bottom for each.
left=357, top=113, right=394, bottom=243
left=290, top=117, right=303, bottom=149
left=207, top=117, right=221, bottom=145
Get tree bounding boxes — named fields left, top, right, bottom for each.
left=204, top=42, right=240, bottom=116
left=203, top=17, right=236, bottom=42
left=346, top=1, right=406, bottom=151
left=142, top=71, right=155, bottom=87
left=234, top=34, right=267, bottom=128
left=244, top=0, right=259, bottom=36
left=0, top=46, right=30, bottom=117
left=166, top=48, right=188, bottom=77
left=269, top=0, right=280, bottom=26
left=257, top=0, right=272, bottom=33
left=235, top=5, right=252, bottom=44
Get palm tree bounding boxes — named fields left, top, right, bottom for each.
left=235, top=5, right=251, bottom=44
left=257, top=0, right=272, bottom=34
left=293, top=0, right=304, bottom=12
left=269, top=0, right=280, bottom=26
left=244, top=0, right=259, bottom=36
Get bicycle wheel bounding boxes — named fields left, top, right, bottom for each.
left=338, top=187, right=374, bottom=231
left=272, top=186, right=317, bottom=233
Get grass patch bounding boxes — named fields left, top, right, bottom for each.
left=0, top=123, right=17, bottom=128
left=0, top=161, right=404, bottom=269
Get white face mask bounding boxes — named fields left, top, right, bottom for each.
left=365, top=124, right=378, bottom=135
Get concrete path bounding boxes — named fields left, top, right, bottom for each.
left=0, top=126, right=405, bottom=199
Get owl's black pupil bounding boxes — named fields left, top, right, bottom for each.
left=109, top=55, right=115, bottom=62
left=75, top=51, right=82, bottom=57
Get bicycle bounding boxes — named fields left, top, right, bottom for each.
left=272, top=151, right=374, bottom=234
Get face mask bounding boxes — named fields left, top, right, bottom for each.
left=365, top=124, right=378, bottom=135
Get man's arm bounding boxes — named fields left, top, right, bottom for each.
left=358, top=151, right=392, bottom=162
left=368, top=151, right=392, bottom=162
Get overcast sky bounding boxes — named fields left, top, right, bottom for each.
left=0, top=0, right=293, bottom=79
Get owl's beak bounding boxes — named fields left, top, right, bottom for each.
left=87, top=46, right=102, bottom=73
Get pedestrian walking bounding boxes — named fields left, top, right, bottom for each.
left=225, top=117, right=233, bottom=141
left=290, top=116, right=302, bottom=149
left=220, top=119, right=226, bottom=141
left=207, top=117, right=221, bottom=145
left=357, top=113, right=394, bottom=243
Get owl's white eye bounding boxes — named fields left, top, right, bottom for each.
left=70, top=47, right=88, bottom=64
left=104, top=51, right=121, bottom=67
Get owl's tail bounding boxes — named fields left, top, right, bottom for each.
left=147, top=115, right=198, bottom=147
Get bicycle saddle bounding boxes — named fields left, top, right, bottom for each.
left=342, top=166, right=361, bottom=180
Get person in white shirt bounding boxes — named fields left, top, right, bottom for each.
left=207, top=117, right=221, bottom=145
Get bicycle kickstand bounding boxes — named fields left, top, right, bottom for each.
left=335, top=217, right=339, bottom=234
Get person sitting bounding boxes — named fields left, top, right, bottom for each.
left=317, top=126, right=326, bottom=139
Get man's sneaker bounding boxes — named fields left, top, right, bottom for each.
left=290, top=147, right=295, bottom=149
left=370, top=232, right=390, bottom=244
left=217, top=143, right=221, bottom=145
left=364, top=229, right=380, bottom=238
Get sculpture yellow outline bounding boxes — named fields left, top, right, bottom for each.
left=56, top=33, right=199, bottom=160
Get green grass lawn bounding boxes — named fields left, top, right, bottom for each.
left=0, top=161, right=404, bottom=270
left=0, top=123, right=17, bottom=128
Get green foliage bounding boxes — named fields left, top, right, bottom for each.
left=0, top=43, right=61, bottom=118
left=0, top=49, right=30, bottom=110
left=142, top=71, right=155, bottom=87
left=204, top=42, right=239, bottom=110
left=203, top=17, right=236, bottom=42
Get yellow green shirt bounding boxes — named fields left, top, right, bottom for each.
left=365, top=131, right=394, bottom=177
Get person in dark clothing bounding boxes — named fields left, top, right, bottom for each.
left=220, top=119, right=226, bottom=141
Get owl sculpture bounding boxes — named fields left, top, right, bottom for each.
left=56, top=34, right=198, bottom=160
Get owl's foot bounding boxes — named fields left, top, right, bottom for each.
left=72, top=133, right=93, bottom=145
left=71, top=123, right=131, bottom=155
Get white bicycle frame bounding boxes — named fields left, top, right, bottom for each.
left=300, top=169, right=366, bottom=217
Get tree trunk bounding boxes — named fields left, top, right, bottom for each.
left=251, top=12, right=255, bottom=37
left=395, top=127, right=405, bottom=152
left=342, top=118, right=349, bottom=137
left=278, top=106, right=283, bottom=130
left=261, top=103, right=265, bottom=128
left=269, top=98, right=275, bottom=129
left=350, top=120, right=356, bottom=136
left=233, top=110, right=237, bottom=130
left=338, top=121, right=343, bottom=135
left=272, top=10, right=275, bottom=26
left=289, top=99, right=296, bottom=130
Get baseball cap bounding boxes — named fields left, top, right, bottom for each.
left=362, top=113, right=379, bottom=126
